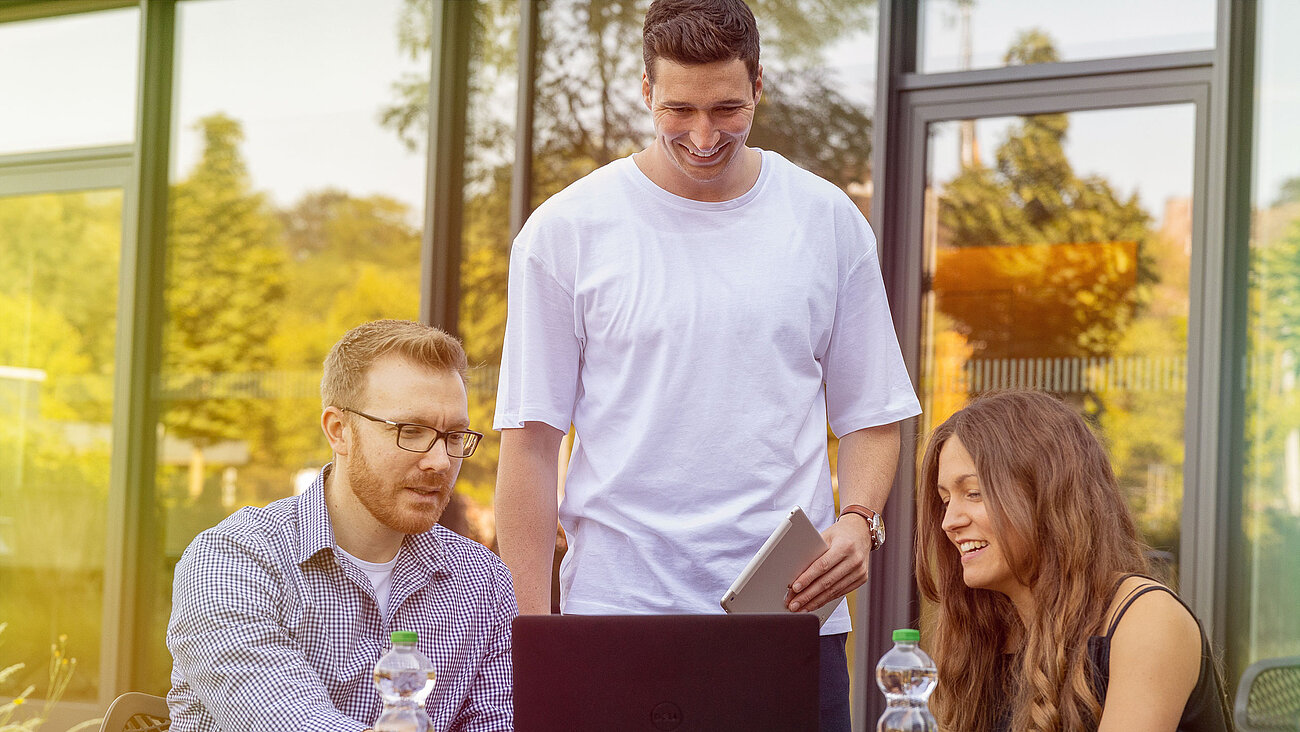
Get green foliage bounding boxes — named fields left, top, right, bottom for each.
left=0, top=192, right=121, bottom=377
left=1246, top=212, right=1300, bottom=510
left=936, top=32, right=1154, bottom=364
left=0, top=189, right=119, bottom=704
left=933, top=30, right=1189, bottom=554
left=162, top=114, right=287, bottom=446
left=1273, top=175, right=1300, bottom=207
left=747, top=70, right=872, bottom=191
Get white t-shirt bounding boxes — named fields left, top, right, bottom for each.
left=335, top=545, right=399, bottom=620
left=495, top=149, right=921, bottom=634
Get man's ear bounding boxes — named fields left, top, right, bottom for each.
left=322, top=407, right=350, bottom=456
left=753, top=63, right=763, bottom=103
left=642, top=70, right=653, bottom=110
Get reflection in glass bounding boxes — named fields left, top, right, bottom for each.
left=0, top=8, right=137, bottom=154
left=918, top=0, right=1214, bottom=74
left=922, top=104, right=1195, bottom=578
left=0, top=189, right=122, bottom=713
left=138, top=0, right=431, bottom=691
left=1233, top=0, right=1300, bottom=684
left=453, top=0, right=519, bottom=551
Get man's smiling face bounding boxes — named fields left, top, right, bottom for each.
left=642, top=57, right=761, bottom=201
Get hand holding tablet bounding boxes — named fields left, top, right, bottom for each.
left=719, top=506, right=841, bottom=627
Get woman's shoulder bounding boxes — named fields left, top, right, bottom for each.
left=1094, top=576, right=1207, bottom=730
left=1105, top=577, right=1202, bottom=680
left=1101, top=575, right=1199, bottom=639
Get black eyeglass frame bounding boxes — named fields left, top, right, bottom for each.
left=340, top=407, right=483, bottom=458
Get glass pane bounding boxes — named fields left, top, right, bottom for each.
left=0, top=8, right=138, bottom=154
left=0, top=189, right=122, bottom=718
left=918, top=0, right=1214, bottom=74
left=1232, top=0, right=1300, bottom=686
left=138, top=0, right=431, bottom=691
left=456, top=0, right=517, bottom=552
left=922, top=105, right=1196, bottom=579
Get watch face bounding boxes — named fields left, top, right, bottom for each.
left=873, top=516, right=885, bottom=549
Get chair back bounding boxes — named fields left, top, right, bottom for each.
left=1235, top=656, right=1300, bottom=732
left=100, top=691, right=170, bottom=732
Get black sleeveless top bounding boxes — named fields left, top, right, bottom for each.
left=1085, top=577, right=1231, bottom=731
left=992, top=576, right=1231, bottom=731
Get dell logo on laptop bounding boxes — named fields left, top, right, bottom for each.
left=651, top=701, right=683, bottom=730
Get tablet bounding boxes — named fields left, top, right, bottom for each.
left=719, top=506, right=840, bottom=626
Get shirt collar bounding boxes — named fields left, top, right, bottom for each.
left=295, top=465, right=338, bottom=565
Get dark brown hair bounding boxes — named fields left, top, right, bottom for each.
left=642, top=0, right=760, bottom=85
left=916, top=390, right=1150, bottom=732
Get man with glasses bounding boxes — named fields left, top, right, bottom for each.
left=168, top=319, right=515, bottom=732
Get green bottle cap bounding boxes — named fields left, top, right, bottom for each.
left=892, top=628, right=920, bottom=643
left=390, top=630, right=419, bottom=644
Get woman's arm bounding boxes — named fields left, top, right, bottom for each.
left=1096, top=582, right=1203, bottom=731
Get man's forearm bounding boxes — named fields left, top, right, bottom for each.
left=836, top=422, right=901, bottom=514
left=787, top=422, right=902, bottom=612
left=495, top=424, right=564, bottom=614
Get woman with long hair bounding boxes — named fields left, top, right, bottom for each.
left=915, top=390, right=1232, bottom=731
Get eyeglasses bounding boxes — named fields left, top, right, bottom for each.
left=340, top=407, right=483, bottom=458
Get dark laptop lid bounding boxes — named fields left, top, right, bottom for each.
left=512, top=613, right=819, bottom=732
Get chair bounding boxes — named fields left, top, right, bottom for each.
left=1235, top=656, right=1300, bottom=731
left=99, top=692, right=170, bottom=732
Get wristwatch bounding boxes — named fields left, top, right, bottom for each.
left=839, top=504, right=885, bottom=551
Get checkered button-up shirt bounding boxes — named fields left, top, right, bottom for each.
left=167, top=467, right=516, bottom=731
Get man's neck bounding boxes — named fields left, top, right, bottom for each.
left=322, top=466, right=404, bottom=562
left=633, top=143, right=762, bottom=202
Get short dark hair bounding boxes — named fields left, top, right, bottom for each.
left=642, top=0, right=760, bottom=86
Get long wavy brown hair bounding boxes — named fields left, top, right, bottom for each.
left=916, top=390, right=1150, bottom=732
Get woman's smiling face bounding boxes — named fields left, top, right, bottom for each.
left=936, top=435, right=1033, bottom=613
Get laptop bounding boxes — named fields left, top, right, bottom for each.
left=512, top=613, right=820, bottom=731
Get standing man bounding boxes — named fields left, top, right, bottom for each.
left=494, top=0, right=920, bottom=726
left=169, top=320, right=515, bottom=731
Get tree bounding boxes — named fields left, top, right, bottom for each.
left=1274, top=175, right=1300, bottom=207
left=930, top=30, right=1192, bottom=556
left=934, top=30, right=1154, bottom=366
left=0, top=191, right=122, bottom=703
left=162, top=114, right=287, bottom=498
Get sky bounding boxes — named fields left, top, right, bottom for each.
left=1, top=0, right=1296, bottom=216
left=0, top=0, right=428, bottom=214
left=928, top=106, right=1198, bottom=229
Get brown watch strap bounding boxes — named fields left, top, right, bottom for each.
left=839, top=504, right=884, bottom=551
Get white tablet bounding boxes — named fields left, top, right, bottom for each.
left=719, top=506, right=841, bottom=627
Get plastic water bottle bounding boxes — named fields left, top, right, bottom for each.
left=373, top=630, right=436, bottom=732
left=875, top=628, right=938, bottom=732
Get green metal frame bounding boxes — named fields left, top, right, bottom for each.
left=1217, top=0, right=1260, bottom=677
left=0, top=146, right=133, bottom=196
left=0, top=0, right=133, bottom=22
left=422, top=0, right=472, bottom=334
left=509, top=0, right=538, bottom=239
left=102, top=0, right=173, bottom=701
